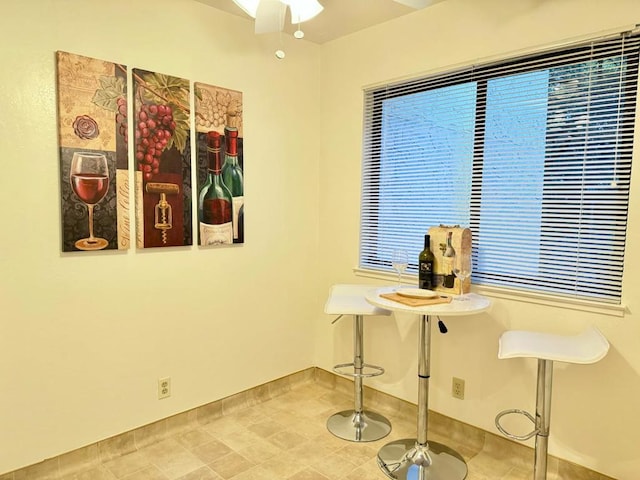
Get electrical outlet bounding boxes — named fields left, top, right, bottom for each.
left=158, top=377, right=171, bottom=399
left=452, top=377, right=465, bottom=400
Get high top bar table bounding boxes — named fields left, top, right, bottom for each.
left=365, top=286, right=491, bottom=480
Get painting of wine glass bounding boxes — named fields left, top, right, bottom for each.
left=56, top=51, right=130, bottom=252
left=69, top=152, right=110, bottom=250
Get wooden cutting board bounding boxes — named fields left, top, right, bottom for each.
left=380, top=292, right=452, bottom=307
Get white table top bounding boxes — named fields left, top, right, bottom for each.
left=365, top=285, right=491, bottom=317
left=324, top=284, right=392, bottom=316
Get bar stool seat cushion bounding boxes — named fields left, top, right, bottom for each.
left=498, top=326, right=609, bottom=365
left=324, top=284, right=391, bottom=317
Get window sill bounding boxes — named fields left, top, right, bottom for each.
left=353, top=267, right=627, bottom=318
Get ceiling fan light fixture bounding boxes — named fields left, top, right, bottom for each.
left=233, top=0, right=324, bottom=37
left=283, top=0, right=324, bottom=24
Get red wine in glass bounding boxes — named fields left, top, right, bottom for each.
left=71, top=173, right=109, bottom=205
left=69, top=152, right=110, bottom=251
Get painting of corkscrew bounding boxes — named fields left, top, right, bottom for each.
left=132, top=68, right=192, bottom=248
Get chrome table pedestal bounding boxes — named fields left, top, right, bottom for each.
left=377, top=439, right=467, bottom=480
left=325, top=284, right=392, bottom=442
left=377, top=314, right=467, bottom=480
left=366, top=289, right=491, bottom=480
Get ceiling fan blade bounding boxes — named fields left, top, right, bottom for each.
left=392, top=0, right=432, bottom=8
left=231, top=0, right=261, bottom=18
left=254, top=0, right=287, bottom=34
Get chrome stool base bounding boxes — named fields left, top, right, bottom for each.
left=327, top=409, right=391, bottom=442
left=377, top=439, right=467, bottom=480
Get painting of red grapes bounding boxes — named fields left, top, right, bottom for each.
left=133, top=68, right=192, bottom=248
left=194, top=83, right=244, bottom=246
left=56, top=51, right=130, bottom=252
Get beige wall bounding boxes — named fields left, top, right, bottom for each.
left=316, top=1, right=640, bottom=479
left=0, top=0, right=321, bottom=474
left=2, top=0, right=640, bottom=478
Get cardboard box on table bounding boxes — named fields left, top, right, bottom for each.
left=428, top=225, right=472, bottom=295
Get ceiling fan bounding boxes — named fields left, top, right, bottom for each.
left=231, top=0, right=433, bottom=35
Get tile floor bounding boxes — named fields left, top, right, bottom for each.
left=2, top=371, right=613, bottom=480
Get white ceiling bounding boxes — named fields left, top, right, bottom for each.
left=194, top=0, right=445, bottom=44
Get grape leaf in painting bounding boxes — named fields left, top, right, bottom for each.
left=92, top=76, right=126, bottom=112
left=170, top=108, right=190, bottom=154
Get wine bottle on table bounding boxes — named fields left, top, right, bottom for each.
left=418, top=234, right=435, bottom=290
left=222, top=124, right=244, bottom=243
left=198, top=131, right=233, bottom=245
left=442, top=231, right=456, bottom=288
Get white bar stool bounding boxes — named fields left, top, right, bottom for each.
left=325, top=284, right=392, bottom=442
left=495, top=326, right=610, bottom=480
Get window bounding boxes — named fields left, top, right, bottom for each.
left=360, top=31, right=640, bottom=304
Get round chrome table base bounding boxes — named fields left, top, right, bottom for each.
left=377, top=439, right=467, bottom=480
left=326, top=410, right=391, bottom=442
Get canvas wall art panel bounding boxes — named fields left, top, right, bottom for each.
left=132, top=68, right=192, bottom=248
left=194, top=83, right=244, bottom=246
left=57, top=51, right=130, bottom=252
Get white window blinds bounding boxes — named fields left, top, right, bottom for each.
left=360, top=31, right=640, bottom=304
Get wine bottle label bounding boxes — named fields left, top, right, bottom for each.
left=419, top=260, right=434, bottom=289
left=231, top=196, right=244, bottom=240
left=419, top=261, right=433, bottom=275
left=200, top=221, right=232, bottom=245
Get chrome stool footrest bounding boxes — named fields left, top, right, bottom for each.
left=332, top=362, right=385, bottom=378
left=495, top=408, right=538, bottom=441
